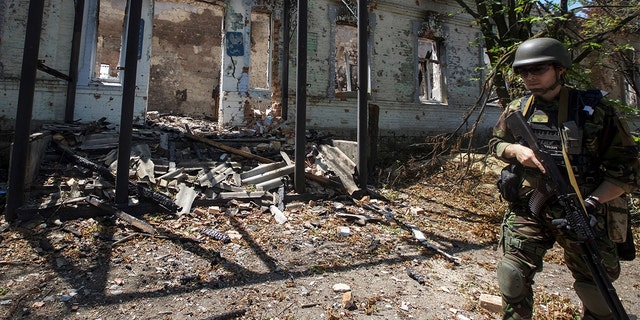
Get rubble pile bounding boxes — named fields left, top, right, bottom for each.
left=0, top=114, right=525, bottom=319
left=24, top=113, right=352, bottom=220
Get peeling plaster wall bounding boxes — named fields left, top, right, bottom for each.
left=217, top=0, right=250, bottom=127
left=283, top=0, right=502, bottom=140
left=1, top=0, right=635, bottom=143
left=0, top=0, right=75, bottom=129
left=149, top=2, right=223, bottom=117
left=0, top=0, right=501, bottom=139
left=0, top=0, right=153, bottom=131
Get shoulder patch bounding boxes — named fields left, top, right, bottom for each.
left=578, top=89, right=604, bottom=109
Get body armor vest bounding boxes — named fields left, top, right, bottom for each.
left=526, top=102, right=598, bottom=183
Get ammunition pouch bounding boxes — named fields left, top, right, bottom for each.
left=497, top=164, right=523, bottom=203
left=607, top=197, right=636, bottom=261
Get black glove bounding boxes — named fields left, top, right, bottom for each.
left=583, top=196, right=601, bottom=228
left=551, top=217, right=569, bottom=229
left=551, top=196, right=600, bottom=230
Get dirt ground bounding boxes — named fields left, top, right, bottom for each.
left=1, top=126, right=639, bottom=319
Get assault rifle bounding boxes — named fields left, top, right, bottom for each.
left=505, top=110, right=629, bottom=320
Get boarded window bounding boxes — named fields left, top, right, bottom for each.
left=418, top=38, right=443, bottom=102
left=250, top=10, right=271, bottom=90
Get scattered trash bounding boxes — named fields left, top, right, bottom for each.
left=201, top=228, right=231, bottom=244
left=406, top=267, right=426, bottom=285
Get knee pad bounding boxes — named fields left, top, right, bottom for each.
left=574, top=281, right=614, bottom=319
left=497, top=259, right=527, bottom=303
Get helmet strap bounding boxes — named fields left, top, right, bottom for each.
left=530, top=67, right=563, bottom=97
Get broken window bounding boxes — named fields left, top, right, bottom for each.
left=626, top=76, right=638, bottom=109
left=418, top=38, right=443, bottom=102
left=335, top=24, right=358, bottom=93
left=94, top=0, right=127, bottom=83
left=250, top=10, right=271, bottom=90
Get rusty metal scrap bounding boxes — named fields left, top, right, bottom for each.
left=200, top=228, right=231, bottom=243
left=406, top=267, right=426, bottom=285
left=362, top=202, right=461, bottom=264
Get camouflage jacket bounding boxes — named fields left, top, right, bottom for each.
left=489, top=87, right=640, bottom=194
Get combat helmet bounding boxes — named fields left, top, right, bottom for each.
left=512, top=38, right=571, bottom=69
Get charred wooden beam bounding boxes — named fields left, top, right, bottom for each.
left=184, top=124, right=204, bottom=160
left=54, top=141, right=181, bottom=213
left=184, top=132, right=274, bottom=163
left=86, top=196, right=158, bottom=235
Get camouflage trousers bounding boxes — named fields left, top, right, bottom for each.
left=498, top=201, right=620, bottom=320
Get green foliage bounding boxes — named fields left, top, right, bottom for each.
left=453, top=0, right=640, bottom=105
left=606, top=97, right=639, bottom=116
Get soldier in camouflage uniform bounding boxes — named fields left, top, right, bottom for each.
left=489, top=37, right=639, bottom=319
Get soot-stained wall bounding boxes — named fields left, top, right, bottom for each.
left=149, top=2, right=223, bottom=117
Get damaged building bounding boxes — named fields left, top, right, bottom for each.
left=0, top=0, right=501, bottom=139
left=3, top=1, right=637, bottom=213
left=0, top=0, right=511, bottom=214
left=1, top=2, right=639, bottom=318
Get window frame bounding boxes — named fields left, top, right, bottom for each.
left=417, top=37, right=445, bottom=103
left=78, top=0, right=129, bottom=87
left=413, top=17, right=447, bottom=104
left=249, top=8, right=273, bottom=92
left=334, top=22, right=359, bottom=94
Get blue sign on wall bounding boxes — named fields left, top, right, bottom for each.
left=226, top=32, right=244, bottom=56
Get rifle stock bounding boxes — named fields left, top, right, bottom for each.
left=505, top=110, right=629, bottom=320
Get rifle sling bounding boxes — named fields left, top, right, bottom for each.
left=524, top=88, right=588, bottom=214
left=556, top=88, right=589, bottom=214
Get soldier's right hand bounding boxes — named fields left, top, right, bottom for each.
left=504, top=144, right=546, bottom=174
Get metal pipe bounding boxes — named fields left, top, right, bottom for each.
left=5, top=0, right=45, bottom=220
left=115, top=0, right=143, bottom=207
left=37, top=61, right=71, bottom=81
left=357, top=0, right=368, bottom=188
left=294, top=0, right=308, bottom=193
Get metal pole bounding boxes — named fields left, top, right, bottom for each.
left=65, top=0, right=85, bottom=123
left=357, top=0, right=368, bottom=188
left=6, top=0, right=45, bottom=220
left=294, top=0, right=308, bottom=193
left=115, top=0, right=143, bottom=206
left=281, top=0, right=291, bottom=120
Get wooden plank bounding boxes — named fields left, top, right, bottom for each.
left=86, top=196, right=157, bottom=235
left=184, top=133, right=274, bottom=163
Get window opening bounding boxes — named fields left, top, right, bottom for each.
left=418, top=38, right=443, bottom=102
left=626, top=77, right=638, bottom=109
left=94, top=0, right=126, bottom=83
left=250, top=10, right=271, bottom=90
left=335, top=24, right=358, bottom=93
